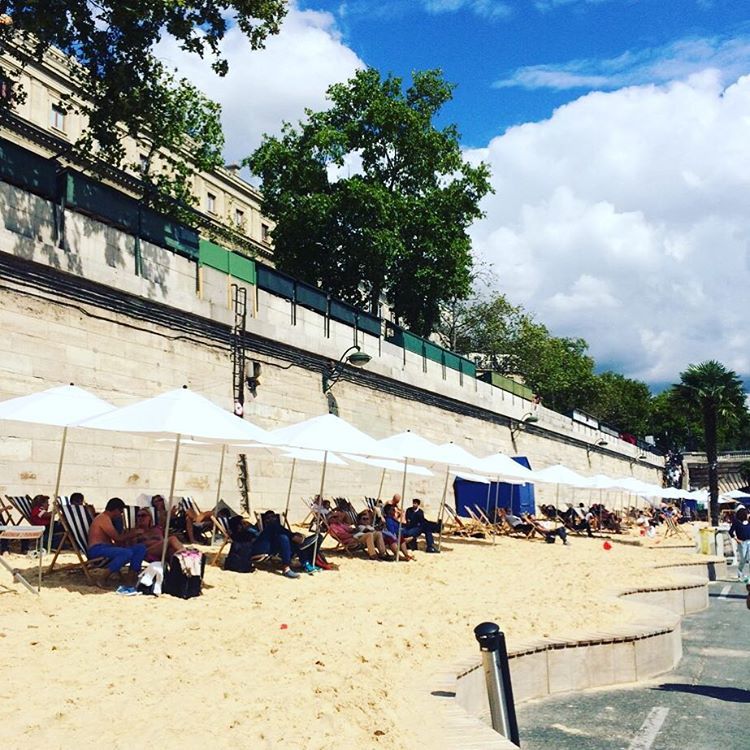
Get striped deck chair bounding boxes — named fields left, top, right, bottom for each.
left=123, top=505, right=156, bottom=530
left=0, top=496, right=16, bottom=526
left=6, top=494, right=33, bottom=524
left=334, top=497, right=358, bottom=525
left=179, top=496, right=212, bottom=542
left=47, top=501, right=107, bottom=585
left=210, top=512, right=233, bottom=566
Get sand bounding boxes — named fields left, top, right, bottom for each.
left=0, top=525, right=704, bottom=749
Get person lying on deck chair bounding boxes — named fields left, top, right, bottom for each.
left=328, top=510, right=387, bottom=559
left=496, top=507, right=535, bottom=537
left=151, top=495, right=180, bottom=533
left=87, top=497, right=147, bottom=583
left=252, top=510, right=305, bottom=578
left=404, top=499, right=439, bottom=553
left=132, top=508, right=184, bottom=563
left=522, top=512, right=569, bottom=545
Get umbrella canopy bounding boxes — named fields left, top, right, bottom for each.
left=582, top=473, right=620, bottom=489
left=265, top=413, right=392, bottom=458
left=612, top=477, right=660, bottom=494
left=0, top=384, right=115, bottom=426
left=282, top=448, right=348, bottom=466
left=75, top=387, right=270, bottom=443
left=533, top=464, right=591, bottom=487
left=722, top=489, right=750, bottom=500
left=474, top=453, right=536, bottom=483
left=451, top=469, right=491, bottom=484
left=343, top=454, right=433, bottom=476
left=436, top=442, right=483, bottom=471
left=375, top=431, right=447, bottom=464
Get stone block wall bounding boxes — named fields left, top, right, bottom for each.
left=0, top=180, right=663, bottom=517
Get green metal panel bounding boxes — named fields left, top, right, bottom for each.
left=62, top=170, right=139, bottom=232
left=0, top=137, right=56, bottom=199
left=357, top=311, right=382, bottom=337
left=480, top=371, right=531, bottom=397
left=199, top=239, right=229, bottom=273
left=424, top=340, right=444, bottom=365
left=460, top=357, right=477, bottom=378
left=443, top=351, right=462, bottom=371
left=228, top=252, right=256, bottom=284
left=295, top=281, right=327, bottom=313
left=384, top=323, right=405, bottom=348
left=140, top=206, right=199, bottom=260
left=329, top=299, right=357, bottom=326
left=256, top=264, right=295, bottom=299
left=402, top=331, right=425, bottom=356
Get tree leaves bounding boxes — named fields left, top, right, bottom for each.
left=246, top=67, right=492, bottom=333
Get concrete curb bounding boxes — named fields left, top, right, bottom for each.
left=432, top=555, right=725, bottom=749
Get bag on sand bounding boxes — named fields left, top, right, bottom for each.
left=163, top=549, right=205, bottom=599
left=224, top=540, right=256, bottom=573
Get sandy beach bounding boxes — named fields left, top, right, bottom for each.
left=0, top=525, right=704, bottom=750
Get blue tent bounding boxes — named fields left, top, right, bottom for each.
left=453, top=457, right=535, bottom=518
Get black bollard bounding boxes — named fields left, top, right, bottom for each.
left=473, top=621, right=520, bottom=746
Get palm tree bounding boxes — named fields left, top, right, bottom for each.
left=673, top=361, right=746, bottom=526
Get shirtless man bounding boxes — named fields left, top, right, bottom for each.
left=87, top=497, right=147, bottom=582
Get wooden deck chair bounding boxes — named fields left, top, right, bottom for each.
left=442, top=505, right=480, bottom=537
left=474, top=506, right=503, bottom=534
left=47, top=501, right=107, bottom=585
left=465, top=506, right=495, bottom=536
left=210, top=512, right=233, bottom=566
left=0, top=496, right=16, bottom=526
left=663, top=514, right=690, bottom=539
left=325, top=524, right=367, bottom=556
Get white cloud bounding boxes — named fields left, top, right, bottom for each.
left=468, top=71, right=750, bottom=384
left=495, top=35, right=750, bottom=91
left=423, top=0, right=512, bottom=19
left=155, top=4, right=364, bottom=164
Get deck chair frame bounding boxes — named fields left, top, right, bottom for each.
left=47, top=501, right=107, bottom=586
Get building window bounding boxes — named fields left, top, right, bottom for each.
left=261, top=223, right=271, bottom=243
left=234, top=208, right=245, bottom=227
left=139, top=154, right=149, bottom=174
left=50, top=103, right=66, bottom=131
left=206, top=192, right=217, bottom=214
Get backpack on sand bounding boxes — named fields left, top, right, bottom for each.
left=163, top=549, right=206, bottom=599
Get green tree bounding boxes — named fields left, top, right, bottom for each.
left=247, top=68, right=492, bottom=335
left=450, top=292, right=597, bottom=413
left=0, top=1, right=286, bottom=203
left=588, top=371, right=652, bottom=437
left=673, top=361, right=746, bottom=525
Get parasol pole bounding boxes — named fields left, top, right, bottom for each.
left=395, top=457, right=409, bottom=562
left=283, top=457, right=297, bottom=530
left=311, top=451, right=328, bottom=565
left=47, top=425, right=68, bottom=555
left=211, top=443, right=226, bottom=545
left=436, top=464, right=451, bottom=551
left=160, top=433, right=181, bottom=569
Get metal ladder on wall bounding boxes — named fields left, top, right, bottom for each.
left=231, top=283, right=250, bottom=513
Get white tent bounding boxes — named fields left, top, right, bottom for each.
left=76, top=387, right=272, bottom=565
left=722, top=489, right=750, bottom=500
left=0, top=384, right=116, bottom=553
left=474, top=452, right=537, bottom=483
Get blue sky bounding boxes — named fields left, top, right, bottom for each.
left=161, top=1, right=750, bottom=387
left=298, top=0, right=750, bottom=147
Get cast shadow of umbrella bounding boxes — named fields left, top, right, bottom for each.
left=652, top=683, right=750, bottom=703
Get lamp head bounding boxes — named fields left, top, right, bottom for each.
left=597, top=439, right=608, bottom=447
left=347, top=350, right=371, bottom=368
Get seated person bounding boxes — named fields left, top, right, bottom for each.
left=69, top=491, right=96, bottom=523
left=87, top=497, right=147, bottom=582
left=327, top=510, right=387, bottom=559
left=151, top=494, right=188, bottom=536
left=252, top=510, right=302, bottom=578
left=496, top=507, right=534, bottom=536
left=563, top=503, right=593, bottom=536
left=131, top=507, right=183, bottom=562
left=522, top=512, right=569, bottom=545
left=403, top=498, right=439, bottom=553
left=29, top=494, right=64, bottom=546
left=379, top=506, right=414, bottom=561
left=386, top=493, right=405, bottom=522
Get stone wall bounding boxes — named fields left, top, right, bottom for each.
left=0, top=180, right=663, bottom=518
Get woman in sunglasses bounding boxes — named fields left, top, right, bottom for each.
left=133, top=508, right=184, bottom=562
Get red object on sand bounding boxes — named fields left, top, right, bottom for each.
left=280, top=623, right=288, bottom=630
left=603, top=541, right=612, bottom=550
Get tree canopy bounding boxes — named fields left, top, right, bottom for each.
left=247, top=68, right=492, bottom=335
left=0, top=1, right=286, bottom=203
left=672, top=361, right=746, bottom=524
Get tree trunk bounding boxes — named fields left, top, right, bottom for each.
left=703, top=404, right=719, bottom=526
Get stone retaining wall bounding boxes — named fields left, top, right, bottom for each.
left=435, top=556, right=724, bottom=749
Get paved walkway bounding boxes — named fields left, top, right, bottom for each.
left=516, top=570, right=749, bottom=750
